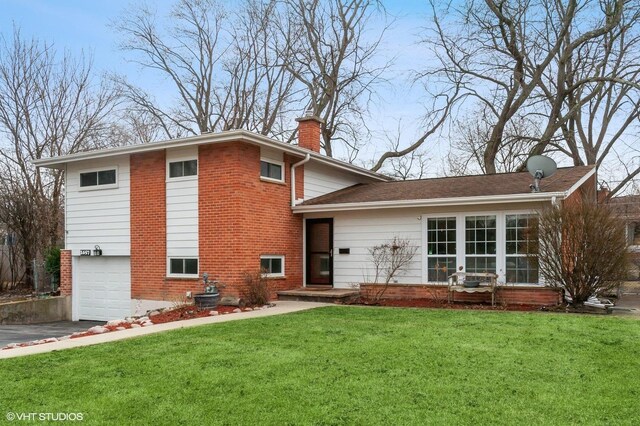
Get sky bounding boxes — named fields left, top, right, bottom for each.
left=0, top=0, right=449, bottom=172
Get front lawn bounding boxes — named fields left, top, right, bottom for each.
left=1, top=307, right=639, bottom=425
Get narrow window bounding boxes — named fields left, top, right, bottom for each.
left=260, top=255, right=284, bottom=277
left=80, top=169, right=117, bottom=188
left=465, top=215, right=497, bottom=274
left=426, top=217, right=457, bottom=282
left=505, top=214, right=538, bottom=284
left=260, top=160, right=283, bottom=181
left=169, top=160, right=198, bottom=178
left=169, top=258, right=199, bottom=276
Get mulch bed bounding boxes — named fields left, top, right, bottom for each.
left=150, top=305, right=240, bottom=324
left=361, top=298, right=542, bottom=312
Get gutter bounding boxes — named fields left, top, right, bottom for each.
left=292, top=191, right=566, bottom=213
left=291, top=153, right=311, bottom=207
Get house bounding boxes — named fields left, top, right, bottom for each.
left=34, top=116, right=597, bottom=321
left=608, top=194, right=640, bottom=280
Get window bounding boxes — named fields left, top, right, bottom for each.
left=628, top=222, right=640, bottom=246
left=169, top=159, right=197, bottom=178
left=260, top=160, right=283, bottom=182
left=169, top=258, right=198, bottom=276
left=79, top=169, right=117, bottom=188
left=505, top=214, right=538, bottom=284
left=465, top=215, right=497, bottom=274
left=260, top=255, right=284, bottom=277
left=426, top=217, right=456, bottom=282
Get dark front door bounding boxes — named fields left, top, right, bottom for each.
left=306, top=218, right=333, bottom=286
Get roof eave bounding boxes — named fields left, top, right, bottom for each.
left=31, top=130, right=387, bottom=182
left=292, top=191, right=567, bottom=213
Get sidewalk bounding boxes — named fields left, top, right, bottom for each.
left=0, top=301, right=330, bottom=359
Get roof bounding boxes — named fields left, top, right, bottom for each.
left=609, top=195, right=640, bottom=221
left=295, top=165, right=596, bottom=212
left=32, top=130, right=388, bottom=182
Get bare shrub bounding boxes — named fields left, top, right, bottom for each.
left=529, top=200, right=629, bottom=307
left=243, top=269, right=271, bottom=306
left=364, top=237, right=418, bottom=304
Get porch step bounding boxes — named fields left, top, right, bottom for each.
left=277, top=288, right=359, bottom=304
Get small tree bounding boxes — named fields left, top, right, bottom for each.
left=364, top=237, right=418, bottom=304
left=530, top=200, right=629, bottom=307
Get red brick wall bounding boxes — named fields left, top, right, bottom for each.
left=60, top=249, right=72, bottom=296
left=129, top=142, right=304, bottom=302
left=565, top=173, right=597, bottom=206
left=130, top=151, right=169, bottom=300
left=198, top=143, right=303, bottom=299
left=360, top=283, right=563, bottom=306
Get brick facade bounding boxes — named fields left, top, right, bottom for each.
left=360, top=283, right=563, bottom=306
left=129, top=142, right=304, bottom=302
left=60, top=249, right=72, bottom=296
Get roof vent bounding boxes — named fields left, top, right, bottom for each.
left=527, top=155, right=557, bottom=192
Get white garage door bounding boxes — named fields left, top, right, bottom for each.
left=76, top=256, right=131, bottom=321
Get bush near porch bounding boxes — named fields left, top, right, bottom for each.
left=1, top=307, right=638, bottom=425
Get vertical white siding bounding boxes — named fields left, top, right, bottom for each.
left=327, top=209, right=424, bottom=289
left=66, top=156, right=130, bottom=256
left=304, top=162, right=363, bottom=200
left=166, top=147, right=199, bottom=259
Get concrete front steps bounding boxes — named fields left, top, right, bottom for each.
left=277, top=287, right=359, bottom=304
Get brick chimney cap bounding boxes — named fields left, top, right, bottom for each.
left=295, top=115, right=324, bottom=124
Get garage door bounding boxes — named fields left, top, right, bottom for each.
left=76, top=256, right=131, bottom=321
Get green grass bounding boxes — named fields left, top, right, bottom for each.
left=1, top=307, right=639, bottom=425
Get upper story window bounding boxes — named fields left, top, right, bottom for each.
left=260, top=159, right=284, bottom=182
left=79, top=168, right=117, bottom=189
left=169, top=159, right=197, bottom=178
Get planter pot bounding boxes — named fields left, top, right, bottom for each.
left=194, top=293, right=220, bottom=309
left=463, top=281, right=480, bottom=288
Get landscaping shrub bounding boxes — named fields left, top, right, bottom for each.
left=243, top=269, right=270, bottom=306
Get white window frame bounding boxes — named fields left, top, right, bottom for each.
left=78, top=166, right=119, bottom=191
left=167, top=257, right=199, bottom=278
left=422, top=210, right=540, bottom=286
left=167, top=158, right=198, bottom=181
left=260, top=158, right=285, bottom=183
left=424, top=216, right=458, bottom=283
left=260, top=255, right=285, bottom=277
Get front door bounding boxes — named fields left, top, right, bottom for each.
left=306, top=218, right=333, bottom=286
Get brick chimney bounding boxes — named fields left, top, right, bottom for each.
left=296, top=112, right=324, bottom=153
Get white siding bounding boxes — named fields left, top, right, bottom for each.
left=66, top=156, right=130, bottom=256
left=304, top=162, right=363, bottom=200
left=322, top=209, right=424, bottom=289
left=166, top=147, right=198, bottom=259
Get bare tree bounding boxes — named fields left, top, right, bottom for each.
left=529, top=199, right=628, bottom=307
left=278, top=0, right=392, bottom=157
left=115, top=0, right=300, bottom=140
left=425, top=0, right=639, bottom=182
left=363, top=236, right=418, bottom=303
left=0, top=29, right=120, bottom=286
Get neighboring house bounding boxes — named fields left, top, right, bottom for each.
left=608, top=194, right=640, bottom=280
left=34, top=116, right=597, bottom=321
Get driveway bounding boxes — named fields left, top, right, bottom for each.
left=0, top=321, right=104, bottom=347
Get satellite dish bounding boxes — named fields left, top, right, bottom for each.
left=526, top=155, right=557, bottom=193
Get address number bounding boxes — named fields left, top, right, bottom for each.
left=80, top=250, right=92, bottom=256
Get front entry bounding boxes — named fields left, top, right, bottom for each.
left=306, top=218, right=333, bottom=286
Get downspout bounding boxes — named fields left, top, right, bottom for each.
left=291, top=153, right=311, bottom=208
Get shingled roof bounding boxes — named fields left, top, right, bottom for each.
left=609, top=195, right=640, bottom=221
left=300, top=165, right=595, bottom=206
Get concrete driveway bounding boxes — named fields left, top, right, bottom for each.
left=0, top=321, right=104, bottom=347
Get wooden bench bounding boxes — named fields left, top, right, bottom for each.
left=448, top=272, right=499, bottom=306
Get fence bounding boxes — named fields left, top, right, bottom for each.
left=32, top=259, right=58, bottom=295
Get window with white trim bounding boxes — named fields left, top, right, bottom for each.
left=80, top=169, right=117, bottom=188
left=505, top=214, right=538, bottom=284
left=260, top=160, right=283, bottom=182
left=169, top=258, right=198, bottom=276
left=426, top=217, right=456, bottom=282
left=465, top=215, right=497, bottom=273
left=169, top=159, right=197, bottom=178
left=260, top=255, right=284, bottom=277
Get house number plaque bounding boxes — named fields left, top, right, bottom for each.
left=80, top=250, right=92, bottom=256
